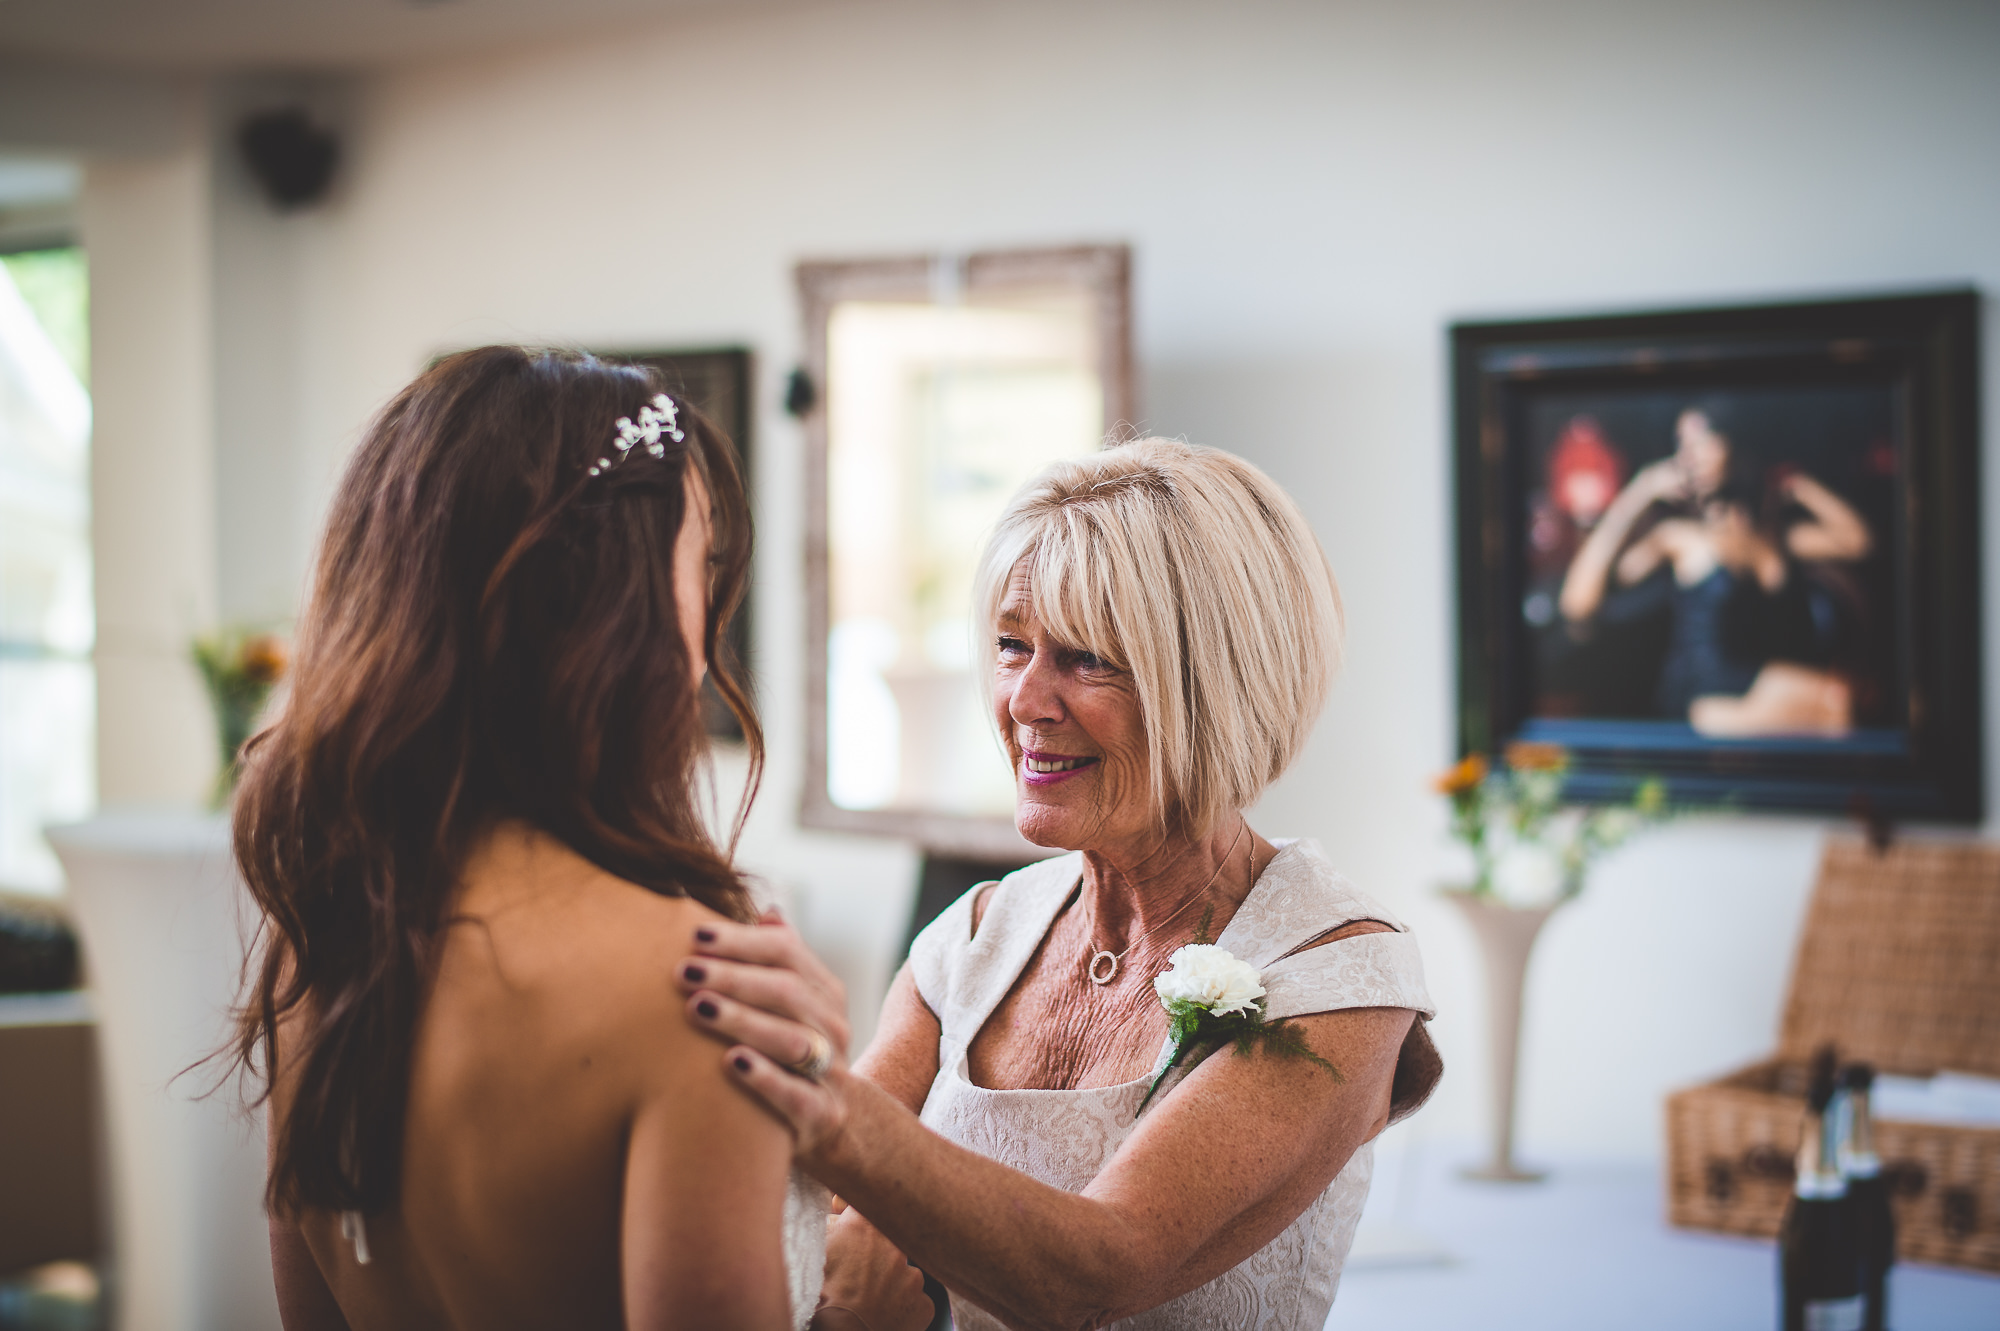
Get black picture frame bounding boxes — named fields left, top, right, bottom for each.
left=603, top=347, right=754, bottom=741
left=1452, top=290, right=1981, bottom=821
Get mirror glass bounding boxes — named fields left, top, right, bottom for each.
left=825, top=290, right=1104, bottom=819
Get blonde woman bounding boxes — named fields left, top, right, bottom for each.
left=680, top=440, right=1442, bottom=1329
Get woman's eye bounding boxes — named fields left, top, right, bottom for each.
left=996, top=635, right=1030, bottom=657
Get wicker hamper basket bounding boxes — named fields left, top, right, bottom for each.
left=1665, top=838, right=2000, bottom=1272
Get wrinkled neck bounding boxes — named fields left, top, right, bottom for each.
left=1076, top=816, right=1272, bottom=949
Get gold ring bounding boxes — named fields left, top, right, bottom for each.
left=788, top=1029, right=834, bottom=1082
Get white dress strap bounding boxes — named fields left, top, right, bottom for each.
left=340, top=1210, right=371, bottom=1265
left=908, top=853, right=1083, bottom=1046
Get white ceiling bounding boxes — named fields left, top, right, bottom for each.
left=0, top=0, right=799, bottom=72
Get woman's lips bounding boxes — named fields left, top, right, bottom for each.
left=1020, top=750, right=1100, bottom=787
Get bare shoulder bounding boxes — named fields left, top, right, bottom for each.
left=547, top=868, right=738, bottom=1076
left=444, top=824, right=743, bottom=1093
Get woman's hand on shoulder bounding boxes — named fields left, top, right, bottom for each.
left=678, top=910, right=858, bottom=1160
left=811, top=1210, right=934, bottom=1331
left=678, top=910, right=946, bottom=1157
left=679, top=910, right=852, bottom=1064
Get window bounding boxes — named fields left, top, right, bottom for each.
left=0, top=246, right=93, bottom=893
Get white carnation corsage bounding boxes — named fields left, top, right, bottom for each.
left=1138, top=942, right=1342, bottom=1116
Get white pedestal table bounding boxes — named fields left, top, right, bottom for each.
left=47, top=811, right=279, bottom=1331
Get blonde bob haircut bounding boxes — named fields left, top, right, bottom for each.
left=974, top=438, right=1343, bottom=837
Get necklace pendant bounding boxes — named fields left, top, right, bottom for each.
left=1088, top=951, right=1119, bottom=985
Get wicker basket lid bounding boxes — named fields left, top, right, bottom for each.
left=1777, top=837, right=2000, bottom=1078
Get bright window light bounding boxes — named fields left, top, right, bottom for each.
left=825, top=294, right=1103, bottom=816
left=0, top=246, right=95, bottom=894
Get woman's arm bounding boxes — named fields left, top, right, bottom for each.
left=1560, top=459, right=1683, bottom=620
left=849, top=966, right=942, bottom=1112
left=267, top=1004, right=353, bottom=1331
left=1782, top=473, right=1872, bottom=562
left=1612, top=527, right=1672, bottom=589
left=675, top=916, right=940, bottom=1331
left=709, top=994, right=1412, bottom=1331
left=269, top=1219, right=351, bottom=1331
left=621, top=971, right=796, bottom=1330
left=813, top=1209, right=935, bottom=1331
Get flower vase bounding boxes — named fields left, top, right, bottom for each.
left=1444, top=888, right=1561, bottom=1183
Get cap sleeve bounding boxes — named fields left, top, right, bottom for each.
left=1258, top=930, right=1436, bottom=1022
left=906, top=882, right=990, bottom=1019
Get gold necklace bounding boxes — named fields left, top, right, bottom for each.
left=1084, top=822, right=1249, bottom=986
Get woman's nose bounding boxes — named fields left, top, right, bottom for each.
left=1007, top=647, right=1065, bottom=726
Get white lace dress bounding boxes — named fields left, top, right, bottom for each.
left=783, top=1171, right=830, bottom=1330
left=908, top=838, right=1435, bottom=1331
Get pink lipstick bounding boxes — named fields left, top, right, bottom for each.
left=1020, top=749, right=1100, bottom=787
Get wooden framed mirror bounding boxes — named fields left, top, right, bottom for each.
left=797, top=244, right=1134, bottom=856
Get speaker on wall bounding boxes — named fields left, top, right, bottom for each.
left=238, top=108, right=340, bottom=210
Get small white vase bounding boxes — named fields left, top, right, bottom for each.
left=1444, top=888, right=1562, bottom=1183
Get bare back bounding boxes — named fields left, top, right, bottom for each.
left=270, top=823, right=795, bottom=1331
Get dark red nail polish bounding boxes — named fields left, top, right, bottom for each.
left=733, top=1055, right=752, bottom=1072
left=683, top=964, right=706, bottom=982
left=695, top=927, right=717, bottom=943
left=696, top=999, right=718, bottom=1019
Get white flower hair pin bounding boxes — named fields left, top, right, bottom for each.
left=588, top=394, right=685, bottom=476
left=1138, top=934, right=1341, bottom=1117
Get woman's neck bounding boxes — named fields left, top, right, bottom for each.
left=1075, top=817, right=1276, bottom=950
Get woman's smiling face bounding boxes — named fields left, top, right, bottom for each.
left=992, top=560, right=1154, bottom=854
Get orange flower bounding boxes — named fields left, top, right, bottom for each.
left=1504, top=740, right=1568, bottom=773
left=239, top=634, right=290, bottom=686
left=1433, top=754, right=1489, bottom=796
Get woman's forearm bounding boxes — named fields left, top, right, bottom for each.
left=1560, top=472, right=1668, bottom=619
left=1785, top=474, right=1872, bottom=561
left=809, top=1077, right=1157, bottom=1331
left=1561, top=508, right=1637, bottom=619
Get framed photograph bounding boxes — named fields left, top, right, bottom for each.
left=601, top=347, right=753, bottom=740
left=1453, top=290, right=1981, bottom=820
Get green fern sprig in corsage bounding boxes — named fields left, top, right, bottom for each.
left=1135, top=942, right=1342, bottom=1117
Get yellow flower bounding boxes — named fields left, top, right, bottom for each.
left=1503, top=740, right=1568, bottom=773
left=1634, top=777, right=1667, bottom=817
left=238, top=634, right=290, bottom=686
left=1433, top=754, right=1489, bottom=796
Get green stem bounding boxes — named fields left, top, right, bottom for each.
left=1135, top=1035, right=1201, bottom=1118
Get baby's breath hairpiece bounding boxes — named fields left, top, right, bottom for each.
left=587, top=394, right=685, bottom=477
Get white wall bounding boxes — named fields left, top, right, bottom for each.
left=177, top=0, right=2000, bottom=1158
left=210, top=76, right=357, bottom=627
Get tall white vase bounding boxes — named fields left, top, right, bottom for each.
left=1444, top=889, right=1560, bottom=1183
left=47, top=811, right=279, bottom=1331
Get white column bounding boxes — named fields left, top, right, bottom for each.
left=80, top=144, right=220, bottom=807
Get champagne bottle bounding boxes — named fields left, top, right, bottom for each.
left=1780, top=1056, right=1862, bottom=1331
left=1838, top=1064, right=1895, bottom=1331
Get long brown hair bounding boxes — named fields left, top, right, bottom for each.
left=229, top=346, right=760, bottom=1217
